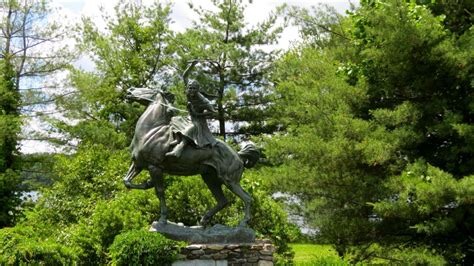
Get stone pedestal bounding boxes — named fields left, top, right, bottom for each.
left=150, top=222, right=255, bottom=244
left=172, top=240, right=275, bottom=266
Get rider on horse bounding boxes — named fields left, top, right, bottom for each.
left=166, top=80, right=217, bottom=158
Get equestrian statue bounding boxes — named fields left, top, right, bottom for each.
left=123, top=63, right=260, bottom=228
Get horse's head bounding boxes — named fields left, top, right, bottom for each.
left=126, top=87, right=175, bottom=106
left=126, top=87, right=179, bottom=122
left=126, top=87, right=158, bottom=105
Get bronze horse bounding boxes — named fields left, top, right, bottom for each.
left=123, top=87, right=259, bottom=227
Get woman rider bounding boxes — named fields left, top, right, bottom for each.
left=165, top=80, right=217, bottom=158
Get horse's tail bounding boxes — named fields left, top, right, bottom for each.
left=238, top=143, right=260, bottom=168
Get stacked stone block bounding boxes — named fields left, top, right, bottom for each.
left=175, top=240, right=275, bottom=266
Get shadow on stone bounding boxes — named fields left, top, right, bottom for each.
left=150, top=222, right=256, bottom=244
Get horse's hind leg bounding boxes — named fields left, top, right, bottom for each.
left=123, top=162, right=154, bottom=189
left=201, top=172, right=229, bottom=226
left=227, top=181, right=252, bottom=227
left=150, top=165, right=167, bottom=224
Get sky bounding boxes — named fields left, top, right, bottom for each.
left=51, top=0, right=354, bottom=51
left=54, top=0, right=353, bottom=25
left=20, top=0, right=355, bottom=154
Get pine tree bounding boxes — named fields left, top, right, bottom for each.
left=266, top=0, right=474, bottom=263
left=176, top=0, right=284, bottom=140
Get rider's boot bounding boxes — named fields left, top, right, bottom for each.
left=166, top=141, right=186, bottom=158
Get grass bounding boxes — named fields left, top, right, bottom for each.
left=290, top=243, right=347, bottom=265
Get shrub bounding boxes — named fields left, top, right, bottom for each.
left=56, top=189, right=160, bottom=264
left=0, top=226, right=77, bottom=265
left=343, top=244, right=447, bottom=265
left=109, top=229, right=183, bottom=266
left=291, top=244, right=347, bottom=266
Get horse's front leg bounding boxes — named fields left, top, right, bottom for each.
left=150, top=165, right=167, bottom=224
left=124, top=162, right=154, bottom=189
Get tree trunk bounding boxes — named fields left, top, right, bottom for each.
left=217, top=80, right=226, bottom=140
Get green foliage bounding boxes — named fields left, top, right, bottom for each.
left=109, top=229, right=183, bottom=266
left=0, top=0, right=73, bottom=151
left=291, top=244, right=347, bottom=266
left=384, top=246, right=446, bottom=265
left=421, top=0, right=474, bottom=36
left=346, top=0, right=474, bottom=177
left=349, top=1, right=473, bottom=263
left=344, top=243, right=447, bottom=265
left=267, top=0, right=474, bottom=264
left=78, top=1, right=174, bottom=89
left=0, top=226, right=77, bottom=265
left=56, top=190, right=160, bottom=264
left=56, top=1, right=175, bottom=146
left=14, top=142, right=161, bottom=264
left=0, top=58, right=21, bottom=228
left=28, top=145, right=129, bottom=227
left=0, top=170, right=20, bottom=227
left=15, top=142, right=161, bottom=263
left=370, top=161, right=474, bottom=263
left=267, top=47, right=382, bottom=248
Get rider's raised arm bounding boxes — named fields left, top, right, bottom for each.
left=182, top=60, right=199, bottom=85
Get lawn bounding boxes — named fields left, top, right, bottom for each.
left=290, top=243, right=346, bottom=265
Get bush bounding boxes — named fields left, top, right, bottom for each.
left=0, top=226, right=77, bottom=265
left=109, top=229, right=183, bottom=266
left=56, top=190, right=160, bottom=264
left=291, top=243, right=347, bottom=266
left=30, top=145, right=130, bottom=227
left=343, top=244, right=447, bottom=265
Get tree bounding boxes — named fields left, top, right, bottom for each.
left=268, top=46, right=385, bottom=256
left=347, top=1, right=474, bottom=263
left=0, top=58, right=21, bottom=227
left=54, top=1, right=174, bottom=148
left=176, top=0, right=284, bottom=140
left=0, top=0, right=72, bottom=227
left=266, top=0, right=473, bottom=263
